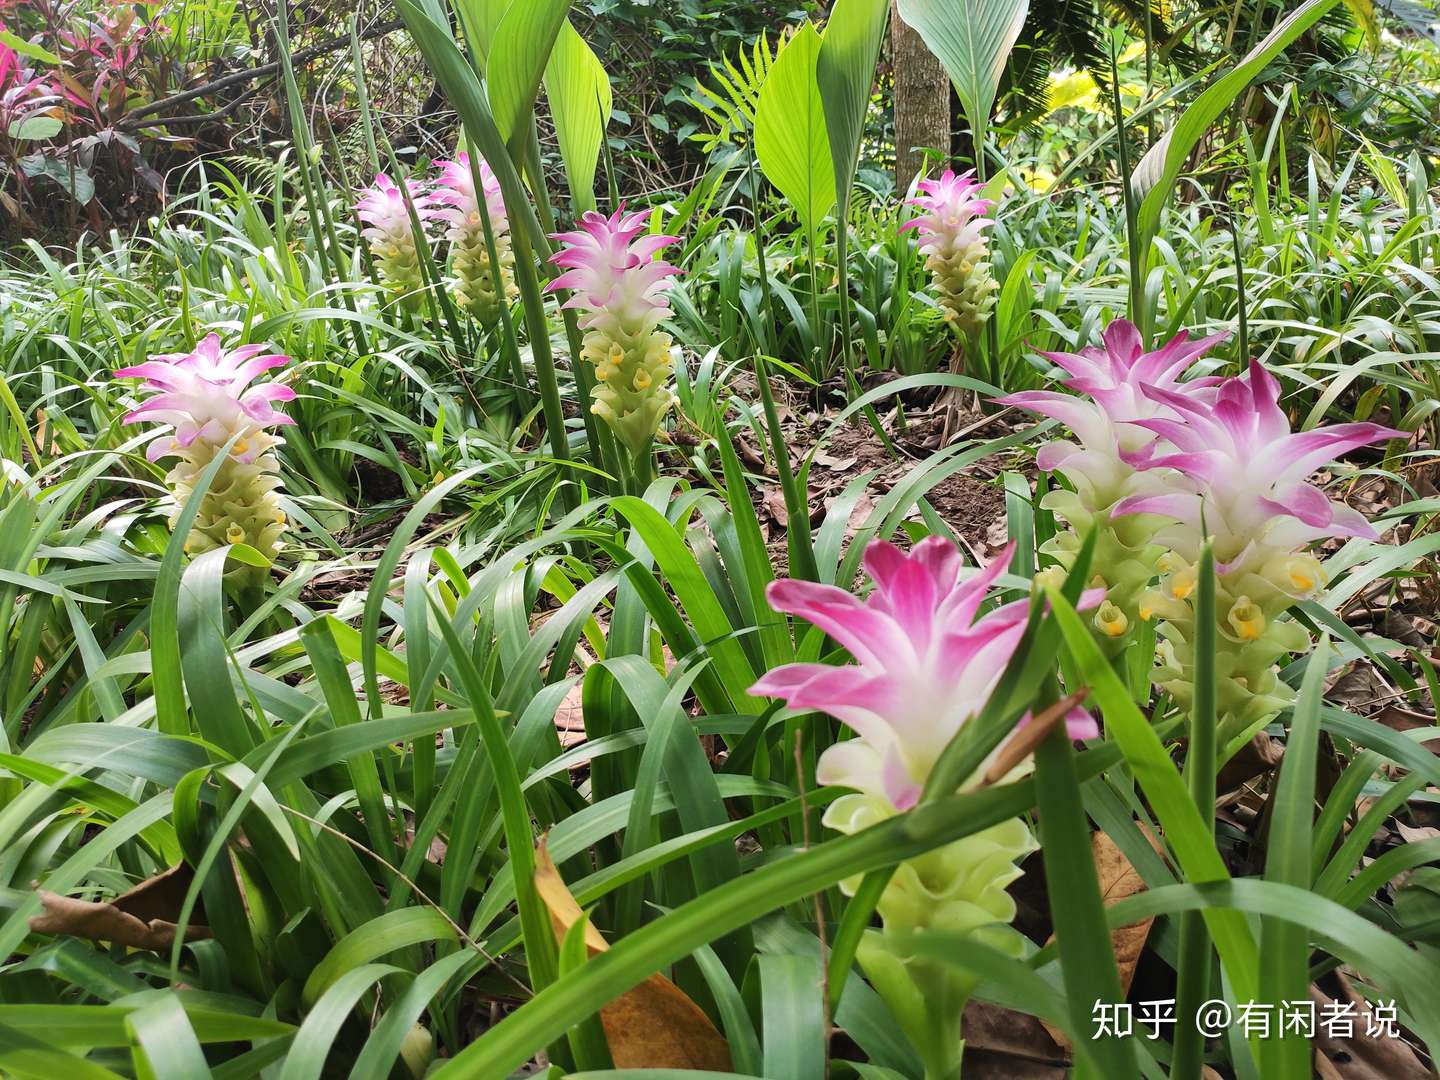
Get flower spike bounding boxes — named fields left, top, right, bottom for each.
left=547, top=207, right=681, bottom=455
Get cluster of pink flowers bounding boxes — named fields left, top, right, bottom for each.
left=546, top=207, right=682, bottom=454
left=354, top=155, right=512, bottom=317
left=114, top=334, right=295, bottom=566
left=753, top=536, right=1097, bottom=815
left=901, top=169, right=998, bottom=336
left=1003, top=319, right=1399, bottom=577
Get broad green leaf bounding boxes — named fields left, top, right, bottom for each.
left=1343, top=0, right=1381, bottom=48
left=486, top=0, right=572, bottom=145
left=817, top=0, right=889, bottom=214
left=543, top=20, right=611, bottom=213
left=0, top=30, right=59, bottom=65
left=454, top=0, right=511, bottom=62
left=894, top=0, right=1029, bottom=149
left=1129, top=0, right=1339, bottom=257
left=7, top=117, right=61, bottom=142
left=754, top=22, right=835, bottom=239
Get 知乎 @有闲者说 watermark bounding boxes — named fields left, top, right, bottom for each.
left=1091, top=998, right=1400, bottom=1040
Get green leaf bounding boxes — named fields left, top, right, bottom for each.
left=454, top=0, right=512, bottom=62
left=1343, top=0, right=1381, bottom=48
left=487, top=0, right=572, bottom=146
left=754, top=22, right=836, bottom=239
left=894, top=0, right=1029, bottom=150
left=0, top=30, right=59, bottom=65
left=1260, top=637, right=1330, bottom=1077
left=760, top=954, right=826, bottom=1080
left=1129, top=0, right=1339, bottom=257
left=817, top=0, right=889, bottom=215
left=6, top=117, right=61, bottom=142
left=543, top=21, right=611, bottom=212
left=301, top=909, right=457, bottom=1007
left=1046, top=588, right=1259, bottom=1004
left=125, top=996, right=212, bottom=1080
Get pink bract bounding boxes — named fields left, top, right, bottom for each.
left=900, top=168, right=995, bottom=251
left=114, top=333, right=295, bottom=463
left=355, top=173, right=435, bottom=244
left=1113, top=358, right=1402, bottom=566
left=751, top=535, right=1098, bottom=813
left=432, top=152, right=507, bottom=237
left=546, top=207, right=680, bottom=336
left=998, top=319, right=1228, bottom=496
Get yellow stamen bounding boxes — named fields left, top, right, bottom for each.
left=1094, top=601, right=1128, bottom=638
left=1227, top=596, right=1265, bottom=641
left=225, top=523, right=246, bottom=544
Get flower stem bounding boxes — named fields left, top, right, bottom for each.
left=1173, top=544, right=1218, bottom=1080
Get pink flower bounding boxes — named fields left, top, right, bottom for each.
left=899, top=168, right=995, bottom=256
left=355, top=173, right=435, bottom=249
left=432, top=152, right=507, bottom=240
left=1113, top=358, right=1402, bottom=569
left=114, top=334, right=295, bottom=462
left=998, top=319, right=1228, bottom=505
left=751, top=536, right=1098, bottom=813
left=546, top=207, right=680, bottom=338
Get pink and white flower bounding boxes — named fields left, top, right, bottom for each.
left=115, top=334, right=295, bottom=565
left=999, top=319, right=1227, bottom=508
left=751, top=536, right=1098, bottom=814
left=901, top=169, right=998, bottom=334
left=546, top=207, right=682, bottom=453
left=1113, top=358, right=1401, bottom=570
left=432, top=153, right=515, bottom=322
left=114, top=333, right=295, bottom=463
left=355, top=173, right=435, bottom=305
left=548, top=207, right=680, bottom=340
left=432, top=153, right=506, bottom=240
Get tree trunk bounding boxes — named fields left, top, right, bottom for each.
left=890, top=0, right=952, bottom=195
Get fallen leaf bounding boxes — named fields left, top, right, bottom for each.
left=1041, top=830, right=1158, bottom=1053
left=1311, top=972, right=1432, bottom=1078
left=962, top=999, right=1065, bottom=1067
left=1374, top=705, right=1440, bottom=752
left=762, top=486, right=789, bottom=527
left=534, top=838, right=731, bottom=1070
left=1216, top=730, right=1284, bottom=793
left=29, top=865, right=210, bottom=952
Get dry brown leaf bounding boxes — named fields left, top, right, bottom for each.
left=1217, top=730, right=1284, bottom=793
left=29, top=865, right=210, bottom=952
left=962, top=999, right=1065, bottom=1066
left=1311, top=973, right=1432, bottom=1078
left=1374, top=705, right=1440, bottom=753
left=1041, top=830, right=1158, bottom=1053
left=762, top=486, right=789, bottom=527
left=534, top=838, right=731, bottom=1071
left=982, top=691, right=1088, bottom=786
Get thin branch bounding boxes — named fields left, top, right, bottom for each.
left=118, top=17, right=406, bottom=128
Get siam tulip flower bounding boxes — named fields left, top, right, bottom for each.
left=1113, top=357, right=1401, bottom=575
left=432, top=152, right=516, bottom=324
left=547, top=207, right=681, bottom=456
left=1108, top=359, right=1401, bottom=736
left=751, top=534, right=1097, bottom=1080
left=999, top=320, right=1228, bottom=514
left=753, top=535, right=1097, bottom=813
left=114, top=334, right=295, bottom=576
left=901, top=169, right=998, bottom=337
left=998, top=319, right=1227, bottom=648
left=356, top=173, right=436, bottom=309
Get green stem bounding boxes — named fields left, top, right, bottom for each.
left=1172, top=545, right=1218, bottom=1080
left=510, top=223, right=575, bottom=510
left=1109, top=27, right=1145, bottom=342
